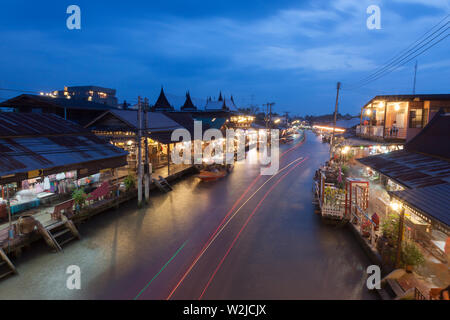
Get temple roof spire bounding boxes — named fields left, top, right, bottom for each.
left=181, top=91, right=197, bottom=111
left=152, top=86, right=174, bottom=111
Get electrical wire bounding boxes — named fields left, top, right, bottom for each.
left=344, top=14, right=449, bottom=89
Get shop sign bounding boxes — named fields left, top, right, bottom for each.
left=28, top=169, right=44, bottom=179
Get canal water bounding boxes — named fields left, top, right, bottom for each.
left=0, top=131, right=377, bottom=300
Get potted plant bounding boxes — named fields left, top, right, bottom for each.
left=401, top=241, right=425, bottom=272
left=124, top=174, right=136, bottom=192
left=72, top=188, right=87, bottom=211
left=381, top=213, right=400, bottom=247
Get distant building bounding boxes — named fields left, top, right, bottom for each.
left=356, top=94, right=450, bottom=143
left=204, top=94, right=237, bottom=112
left=0, top=94, right=114, bottom=126
left=151, top=87, right=175, bottom=112
left=180, top=92, right=197, bottom=112
left=55, top=85, right=118, bottom=107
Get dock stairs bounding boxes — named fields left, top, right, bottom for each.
left=38, top=215, right=80, bottom=252
left=153, top=176, right=173, bottom=193
left=0, top=248, right=17, bottom=280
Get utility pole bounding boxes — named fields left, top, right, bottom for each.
left=143, top=97, right=150, bottom=204
left=330, top=82, right=341, bottom=159
left=395, top=206, right=405, bottom=268
left=264, top=102, right=275, bottom=129
left=413, top=61, right=418, bottom=95
left=264, top=103, right=269, bottom=129
left=284, top=111, right=290, bottom=127
left=137, top=96, right=143, bottom=207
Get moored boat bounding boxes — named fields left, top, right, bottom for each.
left=196, top=164, right=233, bottom=182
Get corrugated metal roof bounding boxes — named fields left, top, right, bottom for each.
left=0, top=113, right=127, bottom=180
left=107, top=110, right=182, bottom=132
left=163, top=112, right=211, bottom=136
left=358, top=150, right=450, bottom=189
left=314, top=118, right=361, bottom=129
left=0, top=113, right=87, bottom=137
left=390, top=184, right=450, bottom=227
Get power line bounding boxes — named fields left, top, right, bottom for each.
left=354, top=25, right=449, bottom=87
left=345, top=14, right=449, bottom=89
left=351, top=15, right=449, bottom=86
left=350, top=33, right=449, bottom=89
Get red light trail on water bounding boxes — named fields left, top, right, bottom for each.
left=166, top=136, right=307, bottom=300
left=198, top=157, right=308, bottom=299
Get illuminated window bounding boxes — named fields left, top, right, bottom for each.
left=409, top=109, right=423, bottom=128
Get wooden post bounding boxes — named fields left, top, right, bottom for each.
left=360, top=108, right=363, bottom=128
left=330, top=82, right=341, bottom=159
left=137, top=97, right=143, bottom=207
left=167, top=144, right=171, bottom=176
left=144, top=98, right=150, bottom=204
left=383, top=101, right=387, bottom=139
left=0, top=248, right=17, bottom=274
left=395, top=206, right=405, bottom=268
left=6, top=186, right=12, bottom=239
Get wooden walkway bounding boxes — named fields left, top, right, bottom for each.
left=0, top=164, right=196, bottom=281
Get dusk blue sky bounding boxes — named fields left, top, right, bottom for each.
left=0, top=0, right=449, bottom=116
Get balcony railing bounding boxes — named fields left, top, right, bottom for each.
left=384, top=127, right=407, bottom=139
left=356, top=125, right=406, bottom=140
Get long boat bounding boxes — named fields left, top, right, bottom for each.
left=197, top=165, right=234, bottom=182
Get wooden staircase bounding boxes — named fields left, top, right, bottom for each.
left=153, top=176, right=173, bottom=193
left=0, top=248, right=17, bottom=280
left=38, top=215, right=80, bottom=252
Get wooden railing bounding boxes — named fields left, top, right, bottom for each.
left=384, top=127, right=407, bottom=139
left=356, top=125, right=407, bottom=140
left=414, top=287, right=427, bottom=300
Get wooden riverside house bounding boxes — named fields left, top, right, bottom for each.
left=357, top=110, right=450, bottom=296
left=356, top=94, right=450, bottom=143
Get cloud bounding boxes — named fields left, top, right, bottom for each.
left=420, top=59, right=450, bottom=70
left=235, top=45, right=377, bottom=71
left=392, top=0, right=450, bottom=10
left=121, top=5, right=380, bottom=73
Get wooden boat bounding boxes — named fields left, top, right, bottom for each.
left=197, top=164, right=233, bottom=182
left=285, top=135, right=295, bottom=142
left=197, top=170, right=227, bottom=181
